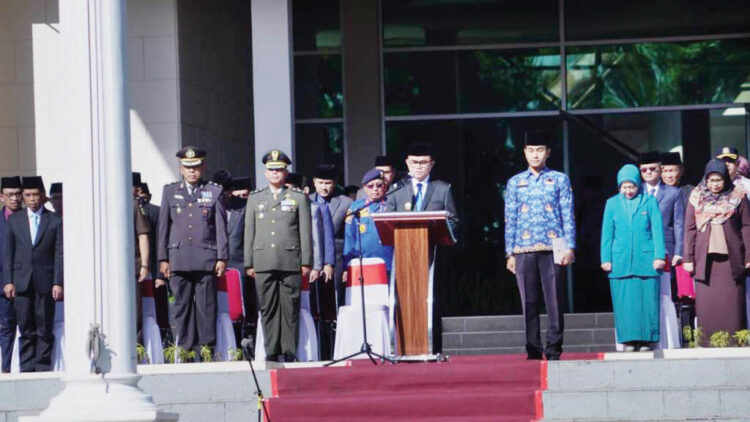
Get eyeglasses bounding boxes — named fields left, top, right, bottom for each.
left=3, top=192, right=22, bottom=198
left=640, top=166, right=659, bottom=173
left=407, top=160, right=432, bottom=167
left=365, top=182, right=384, bottom=190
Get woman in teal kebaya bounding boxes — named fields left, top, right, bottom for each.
left=600, top=164, right=666, bottom=351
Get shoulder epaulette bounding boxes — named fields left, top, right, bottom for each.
left=167, top=181, right=180, bottom=186
left=249, top=187, right=267, bottom=196
left=207, top=181, right=219, bottom=187
left=289, top=186, right=305, bottom=194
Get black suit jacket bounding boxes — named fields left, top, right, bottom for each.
left=3, top=208, right=64, bottom=293
left=226, top=203, right=246, bottom=271
left=143, top=202, right=161, bottom=277
left=386, top=178, right=459, bottom=238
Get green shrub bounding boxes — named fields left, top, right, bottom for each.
left=200, top=345, right=213, bottom=362
left=709, top=331, right=731, bottom=348
left=136, top=343, right=148, bottom=364
left=733, top=329, right=750, bottom=347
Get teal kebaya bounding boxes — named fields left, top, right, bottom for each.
left=600, top=164, right=666, bottom=345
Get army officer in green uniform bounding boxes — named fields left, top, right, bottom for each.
left=244, top=150, right=313, bottom=362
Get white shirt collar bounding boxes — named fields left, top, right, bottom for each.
left=411, top=175, right=430, bottom=191
left=27, top=207, right=43, bottom=218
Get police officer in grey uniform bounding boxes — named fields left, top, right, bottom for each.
left=158, top=146, right=228, bottom=357
left=244, top=150, right=312, bottom=362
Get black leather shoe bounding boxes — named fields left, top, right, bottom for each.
left=545, top=354, right=561, bottom=361
left=265, top=354, right=279, bottom=362
left=282, top=353, right=298, bottom=363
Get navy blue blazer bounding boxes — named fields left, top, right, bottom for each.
left=643, top=183, right=684, bottom=257
left=3, top=208, right=64, bottom=292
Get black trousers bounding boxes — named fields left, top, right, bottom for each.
left=14, top=286, right=55, bottom=372
left=255, top=271, right=300, bottom=357
left=515, top=252, right=565, bottom=357
left=170, top=271, right=217, bottom=353
left=0, top=295, right=17, bottom=372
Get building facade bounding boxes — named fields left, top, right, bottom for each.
left=1, top=0, right=749, bottom=315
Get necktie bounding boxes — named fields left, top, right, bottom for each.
left=415, top=183, right=424, bottom=211
left=318, top=196, right=332, bottom=223
left=30, top=214, right=39, bottom=245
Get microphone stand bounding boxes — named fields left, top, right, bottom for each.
left=325, top=179, right=410, bottom=366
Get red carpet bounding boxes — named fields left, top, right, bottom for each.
left=264, top=353, right=601, bottom=421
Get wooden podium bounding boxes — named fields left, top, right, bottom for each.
left=372, top=211, right=455, bottom=356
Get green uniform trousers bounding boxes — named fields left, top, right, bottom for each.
left=255, top=271, right=300, bottom=357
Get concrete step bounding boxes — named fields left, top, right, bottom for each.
left=443, top=327, right=615, bottom=349
left=541, top=358, right=750, bottom=421
left=546, top=358, right=750, bottom=391
left=443, top=313, right=614, bottom=334
left=444, top=344, right=616, bottom=356
left=542, top=387, right=750, bottom=421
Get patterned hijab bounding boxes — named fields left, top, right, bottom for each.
left=689, top=159, right=746, bottom=232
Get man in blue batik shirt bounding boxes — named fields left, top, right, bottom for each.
left=505, top=130, right=576, bottom=360
left=343, top=169, right=394, bottom=277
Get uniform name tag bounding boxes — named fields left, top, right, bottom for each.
left=174, top=194, right=184, bottom=200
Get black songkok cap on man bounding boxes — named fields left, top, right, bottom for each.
left=660, top=152, right=682, bottom=166
left=1, top=176, right=22, bottom=190
left=314, top=164, right=337, bottom=180
left=286, top=172, right=304, bottom=188
left=524, top=130, right=553, bottom=147
left=374, top=155, right=396, bottom=167
left=22, top=176, right=45, bottom=191
left=50, top=183, right=62, bottom=195
left=231, top=177, right=252, bottom=191
left=212, top=169, right=233, bottom=190
left=407, top=143, right=432, bottom=157
left=132, top=172, right=142, bottom=187
left=638, top=151, right=662, bottom=166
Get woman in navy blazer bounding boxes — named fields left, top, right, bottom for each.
left=601, top=164, right=666, bottom=352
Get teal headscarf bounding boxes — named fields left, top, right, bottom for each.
left=617, top=164, right=643, bottom=216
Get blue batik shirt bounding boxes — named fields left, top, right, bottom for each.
left=343, top=198, right=394, bottom=271
left=504, top=167, right=576, bottom=255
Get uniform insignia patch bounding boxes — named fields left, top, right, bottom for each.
left=258, top=213, right=264, bottom=219
left=202, top=209, right=209, bottom=217
left=404, top=202, right=412, bottom=211
left=201, top=191, right=212, bottom=199
left=359, top=224, right=367, bottom=234
left=545, top=178, right=555, bottom=185
left=518, top=179, right=528, bottom=187
left=174, top=194, right=184, bottom=200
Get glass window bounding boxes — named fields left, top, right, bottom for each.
left=565, top=0, right=750, bottom=41
left=458, top=48, right=561, bottom=113
left=382, top=0, right=559, bottom=47
left=566, top=38, right=750, bottom=110
left=292, top=0, right=341, bottom=51
left=294, top=54, right=343, bottom=119
left=294, top=123, right=345, bottom=183
left=384, top=52, right=457, bottom=116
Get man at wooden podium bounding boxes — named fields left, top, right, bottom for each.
left=505, top=130, right=575, bottom=361
left=386, top=143, right=459, bottom=353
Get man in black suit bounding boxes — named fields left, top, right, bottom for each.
left=3, top=176, right=63, bottom=372
left=386, top=143, right=459, bottom=353
left=138, top=182, right=172, bottom=343
left=0, top=176, right=23, bottom=373
left=309, top=165, right=352, bottom=313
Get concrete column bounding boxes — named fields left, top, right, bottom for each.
left=251, top=0, right=294, bottom=182
left=342, top=0, right=383, bottom=183
left=24, top=1, right=175, bottom=420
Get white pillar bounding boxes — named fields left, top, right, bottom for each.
left=23, top=1, right=176, bottom=420
left=251, top=0, right=294, bottom=182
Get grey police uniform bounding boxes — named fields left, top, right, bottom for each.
left=244, top=186, right=313, bottom=358
left=157, top=180, right=228, bottom=353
